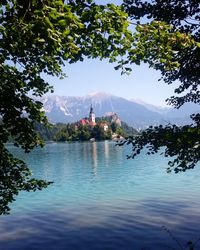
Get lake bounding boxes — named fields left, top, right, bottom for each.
left=1, top=141, right=200, bottom=250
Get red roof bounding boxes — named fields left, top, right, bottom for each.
left=80, top=119, right=88, bottom=125
left=79, top=119, right=96, bottom=127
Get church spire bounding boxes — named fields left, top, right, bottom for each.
left=90, top=104, right=93, bottom=114
left=89, top=104, right=95, bottom=123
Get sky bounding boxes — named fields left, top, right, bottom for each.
left=45, top=59, right=178, bottom=107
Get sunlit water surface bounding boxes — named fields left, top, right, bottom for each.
left=1, top=142, right=200, bottom=250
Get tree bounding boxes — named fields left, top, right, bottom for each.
left=78, top=125, right=91, bottom=141
left=54, top=128, right=69, bottom=142
left=116, top=127, right=125, bottom=137
left=0, top=0, right=132, bottom=214
left=119, top=0, right=200, bottom=173
left=105, top=128, right=112, bottom=140
left=92, top=124, right=106, bottom=140
left=111, top=122, right=118, bottom=133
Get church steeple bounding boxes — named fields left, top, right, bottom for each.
left=90, top=104, right=93, bottom=114
left=89, top=104, right=95, bottom=123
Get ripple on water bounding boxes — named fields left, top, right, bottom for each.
left=1, top=142, right=200, bottom=250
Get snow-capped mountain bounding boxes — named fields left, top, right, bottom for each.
left=39, top=92, right=199, bottom=129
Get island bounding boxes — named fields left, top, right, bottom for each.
left=35, top=105, right=139, bottom=142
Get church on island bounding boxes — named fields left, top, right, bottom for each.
left=79, top=105, right=96, bottom=127
left=79, top=105, right=108, bottom=131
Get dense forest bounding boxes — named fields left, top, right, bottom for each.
left=34, top=117, right=139, bottom=142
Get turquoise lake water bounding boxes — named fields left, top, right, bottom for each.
left=1, top=141, right=200, bottom=250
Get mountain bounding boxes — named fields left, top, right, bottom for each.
left=131, top=99, right=170, bottom=114
left=40, top=93, right=164, bottom=129
left=163, top=102, right=199, bottom=125
left=133, top=99, right=199, bottom=126
left=39, top=92, right=199, bottom=129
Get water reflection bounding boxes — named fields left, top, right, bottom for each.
left=104, top=140, right=109, bottom=161
left=91, top=142, right=97, bottom=175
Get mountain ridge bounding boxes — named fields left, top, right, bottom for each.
left=39, top=92, right=199, bottom=129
